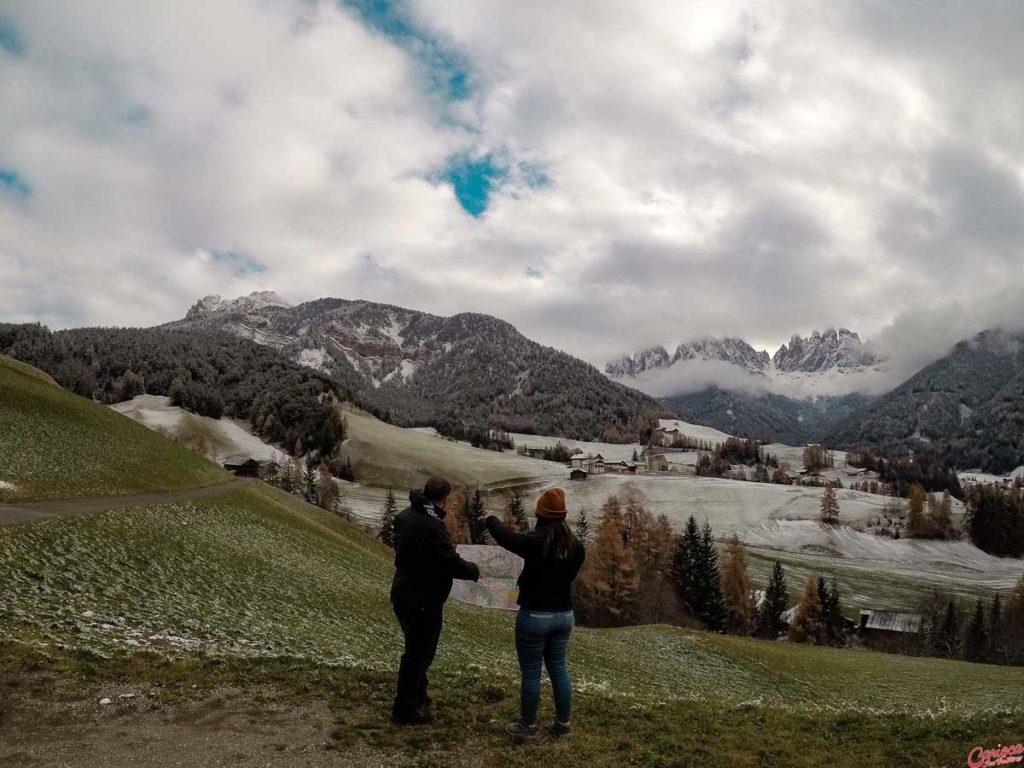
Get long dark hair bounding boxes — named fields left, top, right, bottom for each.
left=535, top=517, right=581, bottom=560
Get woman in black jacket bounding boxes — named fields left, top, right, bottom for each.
left=484, top=487, right=585, bottom=740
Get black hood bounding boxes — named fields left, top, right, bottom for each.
left=409, top=489, right=446, bottom=519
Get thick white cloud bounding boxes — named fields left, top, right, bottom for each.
left=2, top=0, right=1024, bottom=385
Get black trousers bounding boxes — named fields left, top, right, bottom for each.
left=392, top=600, right=444, bottom=719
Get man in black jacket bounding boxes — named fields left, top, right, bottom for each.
left=390, top=476, right=480, bottom=724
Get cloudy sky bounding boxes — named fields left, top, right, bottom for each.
left=2, top=0, right=1024, bottom=375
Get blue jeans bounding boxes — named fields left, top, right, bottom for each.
left=514, top=609, right=575, bottom=726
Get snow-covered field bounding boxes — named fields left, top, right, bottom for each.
left=508, top=433, right=643, bottom=463
left=111, top=395, right=285, bottom=463
left=959, top=467, right=1024, bottom=485
left=557, top=474, right=911, bottom=534
left=658, top=418, right=733, bottom=443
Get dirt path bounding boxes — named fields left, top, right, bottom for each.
left=0, top=478, right=255, bottom=526
left=0, top=680, right=414, bottom=768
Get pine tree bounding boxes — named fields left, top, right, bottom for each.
left=721, top=535, right=755, bottom=634
left=987, top=592, right=1005, bottom=664
left=818, top=578, right=845, bottom=646
left=963, top=598, right=988, bottom=662
left=632, top=448, right=640, bottom=463
left=819, top=486, right=840, bottom=525
left=756, top=561, right=789, bottom=638
left=672, top=515, right=701, bottom=614
left=938, top=600, right=960, bottom=658
left=304, top=454, right=318, bottom=504
left=907, top=485, right=929, bottom=538
left=1006, top=575, right=1024, bottom=665
left=575, top=508, right=591, bottom=548
left=694, top=521, right=725, bottom=631
left=789, top=575, right=826, bottom=644
left=464, top=488, right=488, bottom=545
left=506, top=493, right=530, bottom=532
left=380, top=490, right=398, bottom=548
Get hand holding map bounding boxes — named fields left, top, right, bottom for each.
left=450, top=545, right=523, bottom=611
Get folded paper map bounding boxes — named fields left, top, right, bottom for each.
left=450, top=545, right=523, bottom=611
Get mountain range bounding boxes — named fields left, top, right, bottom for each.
left=606, top=329, right=885, bottom=442
left=171, top=292, right=674, bottom=442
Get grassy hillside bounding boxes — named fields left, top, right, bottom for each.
left=4, top=355, right=1024, bottom=766
left=342, top=406, right=565, bottom=490
left=0, top=355, right=227, bottom=502
left=3, top=480, right=1023, bottom=716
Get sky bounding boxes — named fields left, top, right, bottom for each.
left=2, top=0, right=1024, bottom=383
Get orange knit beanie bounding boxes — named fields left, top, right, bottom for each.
left=535, top=488, right=567, bottom=519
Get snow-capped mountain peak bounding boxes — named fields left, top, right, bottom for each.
left=605, top=346, right=671, bottom=378
left=772, top=328, right=878, bottom=372
left=672, top=337, right=771, bottom=372
left=186, top=291, right=291, bottom=318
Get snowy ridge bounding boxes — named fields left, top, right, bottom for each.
left=186, top=291, right=291, bottom=318
left=606, top=327, right=889, bottom=400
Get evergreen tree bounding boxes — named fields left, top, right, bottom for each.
left=789, top=575, right=826, bottom=644
left=938, top=599, right=961, bottom=658
left=819, top=486, right=840, bottom=525
left=464, top=488, right=488, bottom=544
left=753, top=463, right=770, bottom=483
left=302, top=454, right=318, bottom=504
left=672, top=515, right=701, bottom=614
left=380, top=490, right=398, bottom=548
left=987, top=592, right=1005, bottom=664
left=756, top=561, right=789, bottom=638
left=507, top=493, right=530, bottom=532
left=818, top=577, right=846, bottom=646
left=963, top=598, right=988, bottom=662
left=721, top=534, right=755, bottom=634
left=1005, top=576, right=1024, bottom=665
left=575, top=508, right=592, bottom=548
left=694, top=521, right=725, bottom=631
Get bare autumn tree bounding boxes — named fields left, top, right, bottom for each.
left=789, top=575, right=827, bottom=645
left=929, top=490, right=954, bottom=539
left=316, top=461, right=338, bottom=512
left=906, top=485, right=929, bottom=538
left=819, top=485, right=840, bottom=526
left=444, top=486, right=469, bottom=545
left=574, top=496, right=639, bottom=627
left=721, top=534, right=755, bottom=634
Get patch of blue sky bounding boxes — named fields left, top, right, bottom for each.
left=441, top=154, right=506, bottom=217
left=438, top=154, right=553, bottom=216
left=0, top=17, right=25, bottom=56
left=0, top=169, right=31, bottom=199
left=210, top=250, right=266, bottom=277
left=341, top=0, right=471, bottom=101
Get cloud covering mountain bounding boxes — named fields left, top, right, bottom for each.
left=3, top=1, right=1024, bottom=367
